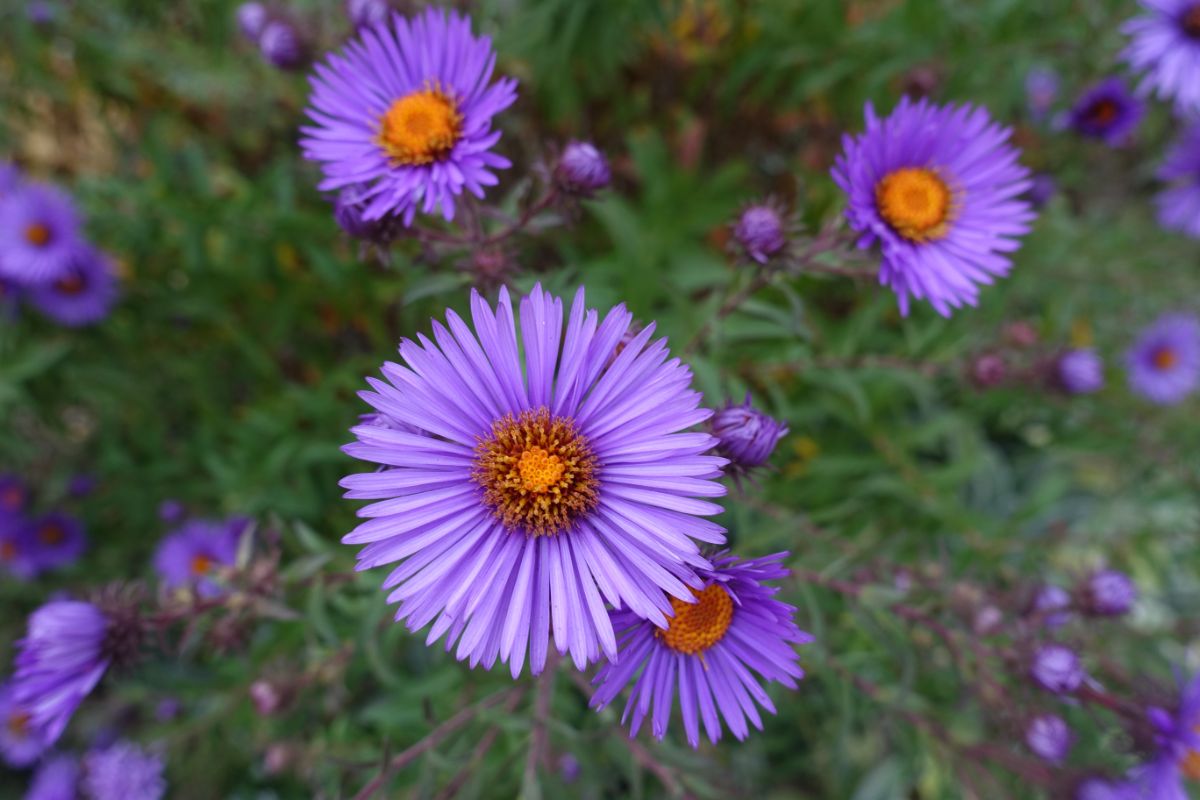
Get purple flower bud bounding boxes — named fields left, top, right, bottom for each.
left=558, top=753, right=581, bottom=783
left=1025, top=714, right=1072, bottom=763
left=259, top=19, right=304, bottom=70
left=249, top=680, right=282, bottom=716
left=346, top=0, right=390, bottom=29
left=1055, top=349, right=1104, bottom=395
left=969, top=353, right=1007, bottom=388
left=710, top=396, right=788, bottom=472
left=157, top=499, right=185, bottom=523
left=1028, top=174, right=1057, bottom=208
left=1081, top=570, right=1136, bottom=617
left=1025, top=68, right=1059, bottom=120
left=1030, top=644, right=1083, bottom=694
left=554, top=141, right=611, bottom=196
left=1075, top=778, right=1129, bottom=800
left=1032, top=584, right=1072, bottom=629
left=333, top=188, right=385, bottom=241
left=733, top=204, right=786, bottom=264
left=27, top=0, right=57, bottom=25
left=68, top=473, right=97, bottom=497
left=154, top=697, right=181, bottom=722
left=235, top=2, right=268, bottom=41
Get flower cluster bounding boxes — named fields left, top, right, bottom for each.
left=0, top=475, right=88, bottom=581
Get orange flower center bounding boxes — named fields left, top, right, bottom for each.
left=54, top=273, right=86, bottom=295
left=0, top=486, right=22, bottom=511
left=0, top=540, right=16, bottom=562
left=37, top=523, right=64, bottom=545
left=658, top=584, right=735, bottom=655
left=1183, top=5, right=1200, bottom=39
left=377, top=88, right=462, bottom=166
left=1182, top=725, right=1200, bottom=780
left=875, top=167, right=954, bottom=242
left=472, top=408, right=600, bottom=537
left=24, top=223, right=52, bottom=247
left=1086, top=99, right=1119, bottom=126
left=1152, top=346, right=1178, bottom=371
left=6, top=710, right=30, bottom=737
left=191, top=554, right=214, bottom=575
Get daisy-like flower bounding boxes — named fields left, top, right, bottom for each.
left=26, top=753, right=81, bottom=800
left=1, top=511, right=39, bottom=580
left=1123, top=0, right=1200, bottom=116
left=1156, top=123, right=1200, bottom=240
left=11, top=600, right=112, bottom=745
left=1067, top=78, right=1145, bottom=146
left=0, top=474, right=29, bottom=514
left=82, top=740, right=166, bottom=800
left=0, top=183, right=84, bottom=285
left=301, top=8, right=519, bottom=224
left=1125, top=671, right=1200, bottom=799
left=27, top=246, right=119, bottom=328
left=0, top=684, right=47, bottom=767
left=341, top=285, right=728, bottom=676
left=1126, top=313, right=1200, bottom=405
left=831, top=98, right=1035, bottom=317
left=152, top=517, right=249, bottom=597
left=590, top=552, right=810, bottom=746
left=26, top=513, right=87, bottom=574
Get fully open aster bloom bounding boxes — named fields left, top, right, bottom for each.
left=301, top=8, right=518, bottom=224
left=831, top=98, right=1035, bottom=316
left=1123, top=0, right=1200, bottom=116
left=0, top=684, right=46, bottom=767
left=1126, top=313, right=1200, bottom=405
left=0, top=183, right=83, bottom=285
left=1067, top=78, right=1145, bottom=146
left=1124, top=672, right=1200, bottom=800
left=26, top=753, right=81, bottom=800
left=341, top=285, right=728, bottom=677
left=12, top=600, right=112, bottom=745
left=27, top=246, right=118, bottom=328
left=153, top=517, right=249, bottom=597
left=26, top=513, right=87, bottom=574
left=590, top=552, right=809, bottom=747
left=1156, top=124, right=1200, bottom=240
left=82, top=740, right=166, bottom=800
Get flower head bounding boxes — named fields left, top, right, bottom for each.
left=0, top=183, right=84, bottom=285
left=1067, top=78, right=1144, bottom=146
left=710, top=395, right=788, bottom=473
left=0, top=684, right=47, bottom=767
left=1030, top=644, right=1084, bottom=694
left=0, top=474, right=29, bottom=514
left=301, top=9, right=519, bottom=224
left=590, top=552, right=810, bottom=746
left=1025, top=67, right=1059, bottom=120
left=1123, top=0, right=1200, bottom=116
left=1056, top=349, right=1105, bottom=395
left=153, top=517, right=249, bottom=597
left=554, top=141, right=611, bottom=196
left=732, top=204, right=787, bottom=264
left=26, top=513, right=87, bottom=574
left=1126, top=313, right=1200, bottom=405
left=832, top=98, right=1034, bottom=316
left=1155, top=123, right=1200, bottom=240
left=259, top=19, right=304, bottom=69
left=12, top=601, right=111, bottom=745
left=1125, top=672, right=1200, bottom=799
left=235, top=2, right=267, bottom=41
left=82, top=740, right=166, bottom=800
left=341, top=285, right=729, bottom=676
left=346, top=0, right=391, bottom=29
left=1081, top=570, right=1137, bottom=617
left=0, top=511, right=39, bottom=580
left=26, top=752, right=81, bottom=800
left=27, top=245, right=118, bottom=327
left=1026, top=714, right=1073, bottom=764
left=1032, top=584, right=1073, bottom=629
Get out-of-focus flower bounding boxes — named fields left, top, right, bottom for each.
left=0, top=474, right=29, bottom=514
left=249, top=680, right=282, bottom=716
left=259, top=19, right=305, bottom=70
left=68, top=474, right=96, bottom=498
left=27, top=513, right=87, bottom=573
left=341, top=285, right=728, bottom=676
left=1055, top=349, right=1105, bottom=395
left=554, top=141, right=612, bottom=197
left=152, top=518, right=249, bottom=597
left=1025, top=67, right=1059, bottom=120
left=1123, top=0, right=1200, bottom=116
left=1, top=512, right=39, bottom=580
left=26, top=1, right=57, bottom=25
left=1155, top=123, right=1200, bottom=240
left=156, top=500, right=184, bottom=523
left=301, top=9, right=518, bottom=225
left=1028, top=174, right=1057, bottom=208
left=732, top=203, right=787, bottom=264
left=558, top=753, right=581, bottom=783
left=1081, top=570, right=1137, bottom=617
left=0, top=184, right=84, bottom=285
left=1067, top=78, right=1144, bottom=146
left=832, top=98, right=1034, bottom=316
left=1030, top=644, right=1084, bottom=694
left=710, top=395, right=788, bottom=473
left=1025, top=714, right=1073, bottom=763
left=25, top=752, right=81, bottom=800
left=1126, top=313, right=1200, bottom=405
left=27, top=246, right=119, bottom=328
left=346, top=0, right=391, bottom=29
left=235, top=2, right=267, bottom=41
left=1032, top=584, right=1072, bottom=629
left=82, top=740, right=166, bottom=800
left=333, top=188, right=393, bottom=242
left=1124, top=671, right=1200, bottom=799
left=591, top=552, right=810, bottom=747
left=969, top=353, right=1008, bottom=388
left=0, top=684, right=47, bottom=767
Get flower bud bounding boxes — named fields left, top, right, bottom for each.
left=1030, top=644, right=1083, bottom=694
left=1054, top=349, right=1104, bottom=395
left=1080, top=570, right=1136, bottom=617
left=259, top=19, right=305, bottom=70
left=235, top=2, right=268, bottom=41
left=346, top=0, right=390, bottom=29
left=554, top=141, right=611, bottom=196
left=732, top=204, right=786, bottom=264
left=1025, top=714, right=1072, bottom=763
left=710, top=396, right=788, bottom=472
left=1031, top=584, right=1072, bottom=629
left=969, top=353, right=1007, bottom=388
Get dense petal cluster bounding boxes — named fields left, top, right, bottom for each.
left=26, top=753, right=81, bottom=800
left=1156, top=123, right=1200, bottom=240
left=0, top=509, right=87, bottom=580
left=153, top=517, right=249, bottom=597
left=1123, top=0, right=1200, bottom=116
left=82, top=740, right=167, bottom=800
left=1126, top=313, right=1200, bottom=405
left=832, top=98, right=1035, bottom=316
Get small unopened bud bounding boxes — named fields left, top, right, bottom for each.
left=710, top=396, right=788, bottom=473
left=1054, top=349, right=1104, bottom=395
left=1025, top=714, right=1072, bottom=763
left=259, top=19, right=305, bottom=70
left=1080, top=570, right=1136, bottom=617
left=969, top=353, right=1007, bottom=388
left=346, top=0, right=390, bottom=29
left=250, top=680, right=283, bottom=716
left=1030, top=644, right=1083, bottom=694
left=236, top=2, right=268, bottom=41
left=1031, top=584, right=1072, bottom=629
left=732, top=204, right=786, bottom=264
left=554, top=141, right=611, bottom=196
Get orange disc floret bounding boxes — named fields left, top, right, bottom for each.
left=658, top=583, right=734, bottom=655
left=377, top=87, right=463, bottom=166
left=875, top=167, right=955, bottom=242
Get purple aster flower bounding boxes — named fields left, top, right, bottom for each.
left=152, top=517, right=249, bottom=596
left=1056, top=349, right=1105, bottom=395
left=1155, top=123, right=1200, bottom=240
left=1030, top=644, right=1084, bottom=694
left=333, top=187, right=394, bottom=242
left=1123, top=0, right=1200, bottom=116
left=0, top=276, right=23, bottom=318
left=1076, top=778, right=1135, bottom=800
left=709, top=395, right=788, bottom=473
left=1025, top=67, right=1059, bottom=120
left=554, top=141, right=612, bottom=196
left=0, top=183, right=84, bottom=285
left=1026, top=713, right=1073, bottom=763
left=0, top=162, right=22, bottom=196
left=1126, top=313, right=1200, bottom=405
left=27, top=246, right=118, bottom=328
left=12, top=601, right=111, bottom=745
left=259, top=19, right=305, bottom=70
left=1125, top=672, right=1200, bottom=799
left=0, top=473, right=30, bottom=514
left=590, top=552, right=810, bottom=746
left=346, top=0, right=390, bottom=30
left=27, top=513, right=87, bottom=573
left=235, top=2, right=267, bottom=41
left=1067, top=78, right=1145, bottom=146
left=82, top=740, right=165, bottom=800
left=831, top=98, right=1035, bottom=317
left=301, top=8, right=519, bottom=224
left=1032, top=584, right=1072, bottom=628
left=0, top=684, right=47, bottom=767
left=341, top=285, right=729, bottom=677
left=26, top=753, right=80, bottom=800
left=1081, top=569, right=1137, bottom=617
left=1, top=512, right=39, bottom=580
left=732, top=204, right=787, bottom=264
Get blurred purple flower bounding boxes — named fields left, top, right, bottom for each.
left=346, top=0, right=390, bottom=30
left=82, top=740, right=166, bottom=800
left=27, top=245, right=119, bottom=328
left=1030, top=644, right=1083, bottom=694
left=68, top=473, right=96, bottom=497
left=1067, top=78, right=1144, bottom=146
left=27, top=512, right=87, bottom=573
left=156, top=499, right=185, bottom=523
left=555, top=141, right=612, bottom=196
left=1056, top=349, right=1104, bottom=395
left=0, top=183, right=84, bottom=285
left=0, top=512, right=39, bottom=580
left=0, top=684, right=47, bottom=767
left=1155, top=123, right=1200, bottom=240
left=25, top=752, right=81, bottom=800
left=259, top=19, right=304, bottom=70
left=1028, top=173, right=1057, bottom=208
left=1025, top=714, right=1072, bottom=763
left=732, top=203, right=787, bottom=264
left=1126, top=313, right=1200, bottom=405
left=1123, top=0, right=1200, bottom=116
left=1032, top=584, right=1072, bottom=629
left=235, top=2, right=267, bottom=41
left=1125, top=671, right=1200, bottom=799
left=1025, top=67, right=1059, bottom=120
left=1081, top=570, right=1137, bottom=617
left=152, top=517, right=249, bottom=596
left=0, top=474, right=30, bottom=514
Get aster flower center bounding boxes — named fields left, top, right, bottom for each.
left=1182, top=5, right=1200, bottom=39
left=472, top=408, right=599, bottom=537
left=38, top=523, right=64, bottom=545
left=24, top=223, right=52, bottom=247
left=54, top=273, right=87, bottom=295
left=190, top=554, right=213, bottom=575
left=6, top=710, right=30, bottom=737
left=1184, top=727, right=1200, bottom=780
left=0, top=540, right=16, bottom=561
left=1152, top=346, right=1178, bottom=371
left=378, top=88, right=463, bottom=166
left=875, top=167, right=954, bottom=242
left=657, top=584, right=734, bottom=655
left=1085, top=99, right=1119, bottom=127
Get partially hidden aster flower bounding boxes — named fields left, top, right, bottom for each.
left=1081, top=569, right=1137, bottom=617
left=1030, top=644, right=1084, bottom=694
left=12, top=601, right=112, bottom=745
left=1067, top=78, right=1145, bottom=146
left=0, top=162, right=22, bottom=197
left=234, top=2, right=267, bottom=41
left=0, top=473, right=29, bottom=514
left=1156, top=123, right=1200, bottom=240
left=1032, top=584, right=1073, bottom=629
left=346, top=0, right=391, bottom=30
left=27, top=246, right=119, bottom=328
left=152, top=517, right=249, bottom=596
left=1056, top=349, right=1105, bottom=395
left=1122, top=0, right=1200, bottom=116
left=1126, top=313, right=1200, bottom=405
left=26, top=753, right=80, bottom=800
left=590, top=552, right=811, bottom=747
left=1025, top=713, right=1073, bottom=764
left=259, top=19, right=305, bottom=70
left=1125, top=671, right=1200, bottom=799
left=1, top=511, right=39, bottom=580
left=82, top=740, right=166, bottom=800
left=1028, top=173, right=1057, bottom=208
left=554, top=141, right=611, bottom=196
left=831, top=98, right=1035, bottom=316
left=26, top=513, right=88, bottom=574
left=0, top=183, right=84, bottom=285
left=710, top=395, right=788, bottom=473
left=301, top=8, right=519, bottom=224
left=732, top=203, right=787, bottom=264
left=0, top=684, right=47, bottom=767
left=341, top=285, right=729, bottom=676
left=333, top=187, right=393, bottom=242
